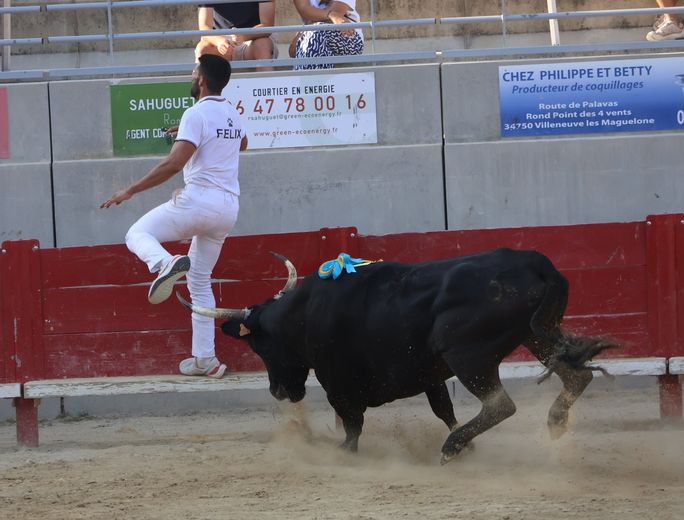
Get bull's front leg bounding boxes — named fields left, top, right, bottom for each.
left=328, top=395, right=366, bottom=452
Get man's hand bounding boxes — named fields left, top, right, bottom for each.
left=100, top=140, right=195, bottom=209
left=101, top=188, right=133, bottom=209
left=217, top=36, right=237, bottom=57
left=329, top=11, right=355, bottom=37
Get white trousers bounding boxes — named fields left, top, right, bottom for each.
left=125, top=184, right=239, bottom=358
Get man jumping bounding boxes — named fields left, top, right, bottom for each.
left=101, top=54, right=247, bottom=378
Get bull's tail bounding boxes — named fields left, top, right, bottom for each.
left=529, top=253, right=620, bottom=383
left=536, top=333, right=619, bottom=383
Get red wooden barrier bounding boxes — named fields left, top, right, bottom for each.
left=2, top=217, right=684, bottom=446
left=360, top=220, right=653, bottom=360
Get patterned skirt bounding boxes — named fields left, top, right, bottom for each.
left=295, top=24, right=364, bottom=70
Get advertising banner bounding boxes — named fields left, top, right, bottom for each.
left=0, top=88, right=8, bottom=159
left=111, top=82, right=192, bottom=156
left=110, top=72, right=377, bottom=156
left=223, top=72, right=377, bottom=149
left=499, top=57, right=684, bottom=137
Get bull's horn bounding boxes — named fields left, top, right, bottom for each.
left=270, top=252, right=298, bottom=296
left=175, top=254, right=297, bottom=319
left=176, top=292, right=251, bottom=321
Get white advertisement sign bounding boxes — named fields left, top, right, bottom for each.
left=222, top=72, right=377, bottom=149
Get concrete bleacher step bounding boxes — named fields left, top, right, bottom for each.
left=21, top=358, right=667, bottom=400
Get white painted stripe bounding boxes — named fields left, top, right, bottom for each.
left=594, top=357, right=667, bottom=376
left=24, top=373, right=323, bottom=398
left=447, top=357, right=667, bottom=382
left=0, top=383, right=21, bottom=399
left=668, top=357, right=684, bottom=375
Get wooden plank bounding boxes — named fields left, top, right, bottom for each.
left=1, top=240, right=46, bottom=381
left=43, top=330, right=191, bottom=378
left=51, top=270, right=645, bottom=335
left=0, top=383, right=21, bottom=398
left=42, top=310, right=650, bottom=379
left=646, top=215, right=680, bottom=358
left=41, top=268, right=647, bottom=336
left=669, top=357, right=684, bottom=374
left=42, top=330, right=264, bottom=379
left=24, top=372, right=321, bottom=398
left=358, top=221, right=646, bottom=269
left=42, top=280, right=285, bottom=335
left=564, top=266, right=647, bottom=316
left=675, top=217, right=684, bottom=356
left=475, top=357, right=667, bottom=382
left=40, top=230, right=325, bottom=289
left=0, top=240, right=10, bottom=383
left=562, top=313, right=650, bottom=350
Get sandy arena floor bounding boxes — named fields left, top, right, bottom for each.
left=1, top=383, right=683, bottom=520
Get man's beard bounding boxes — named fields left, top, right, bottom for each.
left=190, top=79, right=200, bottom=100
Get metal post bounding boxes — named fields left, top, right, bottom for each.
left=370, top=0, right=376, bottom=54
left=1, top=0, right=10, bottom=71
left=106, top=0, right=113, bottom=62
left=547, top=0, right=560, bottom=45
left=500, top=0, right=507, bottom=47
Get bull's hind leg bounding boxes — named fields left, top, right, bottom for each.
left=440, top=361, right=516, bottom=464
left=425, top=383, right=458, bottom=431
left=524, top=339, right=593, bottom=439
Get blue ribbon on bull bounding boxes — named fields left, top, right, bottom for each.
left=318, top=253, right=381, bottom=280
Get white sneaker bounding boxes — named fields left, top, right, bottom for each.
left=179, top=357, right=227, bottom=378
left=148, top=255, right=190, bottom=304
left=646, top=19, right=684, bottom=41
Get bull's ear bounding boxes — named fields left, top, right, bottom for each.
left=221, top=320, right=243, bottom=338
left=239, top=324, right=251, bottom=336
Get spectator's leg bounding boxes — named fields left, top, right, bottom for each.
left=195, top=39, right=226, bottom=62
left=242, top=37, right=275, bottom=71
left=647, top=1, right=684, bottom=40
left=657, top=0, right=679, bottom=23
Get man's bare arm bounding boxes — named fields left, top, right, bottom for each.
left=198, top=7, right=232, bottom=47
left=100, top=141, right=196, bottom=208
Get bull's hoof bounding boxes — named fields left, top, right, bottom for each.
left=440, top=443, right=469, bottom=465
left=339, top=440, right=358, bottom=453
left=548, top=422, right=567, bottom=440
left=440, top=452, right=455, bottom=465
left=548, top=408, right=569, bottom=440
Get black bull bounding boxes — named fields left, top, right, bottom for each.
left=178, top=248, right=617, bottom=463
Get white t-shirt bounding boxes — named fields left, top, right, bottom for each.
left=175, top=95, right=244, bottom=196
left=309, top=0, right=356, bottom=11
